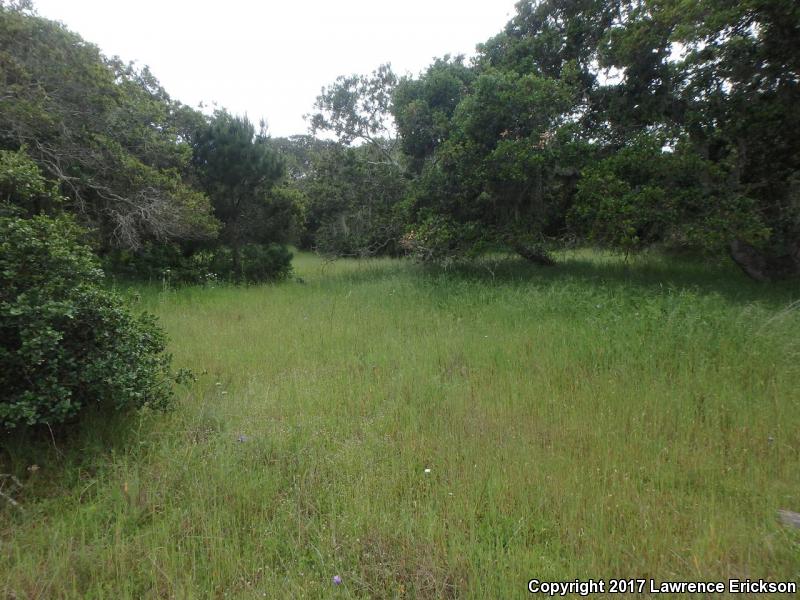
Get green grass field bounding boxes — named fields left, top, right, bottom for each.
left=2, top=251, right=799, bottom=598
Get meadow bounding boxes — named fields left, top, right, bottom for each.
left=1, top=250, right=799, bottom=598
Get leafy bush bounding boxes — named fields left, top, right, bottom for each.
left=235, top=243, right=293, bottom=282
left=0, top=215, right=177, bottom=429
left=104, top=242, right=293, bottom=285
left=0, top=148, right=63, bottom=216
left=104, top=243, right=215, bottom=285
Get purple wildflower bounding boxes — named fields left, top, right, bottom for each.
left=332, top=575, right=342, bottom=585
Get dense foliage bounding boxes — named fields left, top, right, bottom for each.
left=0, top=3, right=219, bottom=250
left=587, top=0, right=800, bottom=280
left=0, top=3, right=297, bottom=284
left=103, top=242, right=293, bottom=286
left=569, top=135, right=768, bottom=255
left=273, top=136, right=406, bottom=256
left=308, top=0, right=799, bottom=279
left=188, top=111, right=293, bottom=281
left=0, top=147, right=62, bottom=216
left=302, top=66, right=409, bottom=257
left=395, top=56, right=584, bottom=263
left=2, top=0, right=799, bottom=287
left=0, top=212, right=176, bottom=429
left=192, top=114, right=283, bottom=245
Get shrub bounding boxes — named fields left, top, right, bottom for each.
left=235, top=243, right=294, bottom=283
left=0, top=215, right=176, bottom=429
left=103, top=243, right=215, bottom=285
left=104, top=242, right=293, bottom=285
left=568, top=136, right=770, bottom=255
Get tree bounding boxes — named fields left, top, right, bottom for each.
left=0, top=5, right=219, bottom=250
left=591, top=0, right=800, bottom=279
left=304, top=65, right=409, bottom=256
left=270, top=136, right=407, bottom=256
left=0, top=0, right=32, bottom=13
left=392, top=0, right=800, bottom=278
left=0, top=147, right=62, bottom=215
left=308, top=64, right=401, bottom=167
left=569, top=134, right=768, bottom=254
left=191, top=111, right=286, bottom=275
left=394, top=52, right=590, bottom=264
left=306, top=144, right=407, bottom=256
left=392, top=56, right=474, bottom=173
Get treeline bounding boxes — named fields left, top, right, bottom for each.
left=1, top=0, right=798, bottom=429
left=0, top=1, right=294, bottom=427
left=304, top=0, right=800, bottom=280
left=2, top=0, right=799, bottom=283
left=1, top=1, right=294, bottom=284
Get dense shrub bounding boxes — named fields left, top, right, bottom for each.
left=569, top=136, right=769, bottom=256
left=103, top=243, right=217, bottom=286
left=0, top=215, right=176, bottom=429
left=104, top=242, right=293, bottom=285
left=235, top=243, right=294, bottom=282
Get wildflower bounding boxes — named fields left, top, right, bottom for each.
left=332, top=575, right=342, bottom=585
left=424, top=468, right=431, bottom=474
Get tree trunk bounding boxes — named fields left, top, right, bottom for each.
left=730, top=239, right=800, bottom=281
left=232, top=243, right=242, bottom=282
left=510, top=241, right=556, bottom=266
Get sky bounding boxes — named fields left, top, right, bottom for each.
left=32, top=0, right=518, bottom=138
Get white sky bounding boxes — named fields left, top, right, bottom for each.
left=32, top=0, right=517, bottom=138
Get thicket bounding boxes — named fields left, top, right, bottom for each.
left=307, top=0, right=800, bottom=280
left=0, top=149, right=179, bottom=429
left=273, top=137, right=407, bottom=257
left=0, top=212, right=177, bottom=429
left=104, top=243, right=293, bottom=286
left=5, top=1, right=797, bottom=280
left=0, top=4, right=293, bottom=284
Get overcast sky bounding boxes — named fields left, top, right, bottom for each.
left=32, top=0, right=517, bottom=138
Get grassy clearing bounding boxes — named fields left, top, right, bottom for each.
left=2, top=250, right=799, bottom=598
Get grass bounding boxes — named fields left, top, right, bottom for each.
left=1, top=250, right=799, bottom=598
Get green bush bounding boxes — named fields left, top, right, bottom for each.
left=234, top=243, right=293, bottom=282
left=104, top=242, right=293, bottom=285
left=0, top=215, right=176, bottom=429
left=568, top=135, right=770, bottom=255
left=103, top=243, right=216, bottom=286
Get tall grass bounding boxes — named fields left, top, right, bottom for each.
left=2, top=250, right=799, bottom=598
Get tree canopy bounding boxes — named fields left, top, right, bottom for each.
left=192, top=112, right=285, bottom=248
left=383, top=0, right=800, bottom=278
left=0, top=3, right=219, bottom=250
left=2, top=0, right=798, bottom=280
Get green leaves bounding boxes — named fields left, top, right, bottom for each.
left=0, top=215, right=176, bottom=429
left=0, top=7, right=218, bottom=249
left=389, top=0, right=798, bottom=277
left=570, top=134, right=769, bottom=253
left=393, top=57, right=473, bottom=164
left=0, top=148, right=63, bottom=215
left=192, top=111, right=285, bottom=254
left=309, top=64, right=398, bottom=152
left=290, top=140, right=407, bottom=257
